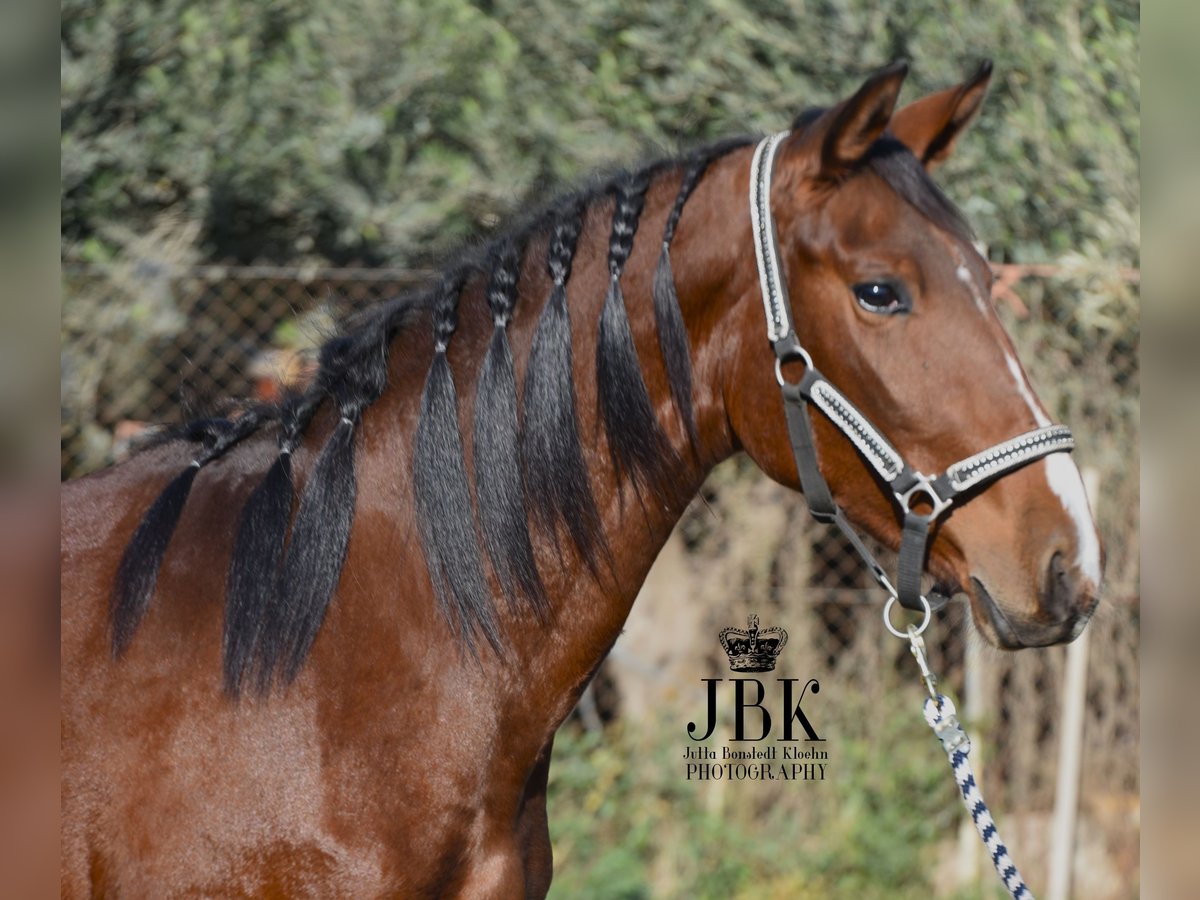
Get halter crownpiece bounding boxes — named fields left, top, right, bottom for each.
left=747, top=132, right=1076, bottom=618
left=750, top=132, right=795, bottom=345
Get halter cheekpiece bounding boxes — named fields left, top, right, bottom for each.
left=748, top=131, right=1075, bottom=624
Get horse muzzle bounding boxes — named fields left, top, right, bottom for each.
left=969, top=552, right=1100, bottom=649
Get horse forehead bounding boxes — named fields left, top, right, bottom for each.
left=818, top=174, right=945, bottom=252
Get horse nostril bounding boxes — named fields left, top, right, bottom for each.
left=1042, top=550, right=1102, bottom=643
left=1042, top=551, right=1069, bottom=620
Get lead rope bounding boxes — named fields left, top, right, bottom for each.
left=907, top=626, right=1034, bottom=900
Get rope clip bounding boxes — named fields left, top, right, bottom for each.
left=906, top=624, right=939, bottom=703
left=908, top=629, right=969, bottom=754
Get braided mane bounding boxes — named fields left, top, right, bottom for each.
left=107, top=124, right=964, bottom=696
left=109, top=137, right=754, bottom=693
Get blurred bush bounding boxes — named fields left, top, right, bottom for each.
left=61, top=0, right=1137, bottom=270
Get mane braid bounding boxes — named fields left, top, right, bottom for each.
left=521, top=196, right=611, bottom=577
left=596, top=167, right=683, bottom=509
left=414, top=272, right=502, bottom=650
left=653, top=148, right=721, bottom=449
left=109, top=409, right=267, bottom=657
left=473, top=239, right=549, bottom=618
left=223, top=394, right=319, bottom=696
left=269, top=323, right=390, bottom=685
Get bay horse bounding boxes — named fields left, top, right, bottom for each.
left=61, top=61, right=1102, bottom=897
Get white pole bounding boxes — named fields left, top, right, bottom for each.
left=1046, top=467, right=1099, bottom=900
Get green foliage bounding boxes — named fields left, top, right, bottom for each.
left=62, top=0, right=1138, bottom=270
left=546, top=692, right=964, bottom=898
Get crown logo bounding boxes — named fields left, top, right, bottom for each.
left=719, top=614, right=788, bottom=672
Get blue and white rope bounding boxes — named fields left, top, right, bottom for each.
left=923, top=694, right=1034, bottom=900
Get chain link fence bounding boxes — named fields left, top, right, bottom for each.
left=61, top=261, right=1139, bottom=893
left=61, top=265, right=431, bottom=477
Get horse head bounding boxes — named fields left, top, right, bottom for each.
left=722, top=63, right=1102, bottom=648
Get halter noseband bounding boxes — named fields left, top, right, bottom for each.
left=749, top=132, right=1075, bottom=629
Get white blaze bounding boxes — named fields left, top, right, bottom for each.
left=1004, top=353, right=1102, bottom=585
left=1005, top=353, right=1051, bottom=428
left=956, top=261, right=989, bottom=314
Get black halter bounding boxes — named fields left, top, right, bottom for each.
left=749, top=132, right=1075, bottom=628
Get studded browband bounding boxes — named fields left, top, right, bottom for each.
left=748, top=132, right=1075, bottom=621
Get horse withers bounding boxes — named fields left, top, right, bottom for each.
left=61, top=61, right=1101, bottom=897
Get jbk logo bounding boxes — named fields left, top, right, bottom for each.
left=686, top=614, right=823, bottom=742
left=687, top=677, right=822, bottom=742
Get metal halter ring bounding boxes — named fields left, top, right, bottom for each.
left=896, top=474, right=953, bottom=519
left=883, top=593, right=932, bottom=639
left=774, top=347, right=814, bottom=387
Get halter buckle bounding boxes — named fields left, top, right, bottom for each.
left=896, top=473, right=953, bottom=520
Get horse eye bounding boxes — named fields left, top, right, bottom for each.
left=852, top=282, right=908, bottom=314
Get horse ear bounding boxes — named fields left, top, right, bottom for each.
left=812, top=61, right=909, bottom=174
left=889, top=60, right=993, bottom=170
